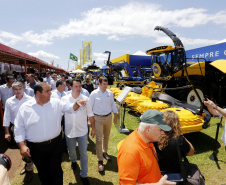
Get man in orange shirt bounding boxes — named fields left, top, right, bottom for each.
left=117, top=110, right=176, bottom=185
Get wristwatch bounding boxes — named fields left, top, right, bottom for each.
left=0, top=154, right=11, bottom=171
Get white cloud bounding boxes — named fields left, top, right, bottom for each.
left=133, top=51, right=148, bottom=56
left=215, top=38, right=226, bottom=44
left=1, top=2, right=226, bottom=46
left=28, top=50, right=60, bottom=62
left=153, top=36, right=175, bottom=46
left=0, top=31, right=22, bottom=46
left=22, top=31, right=53, bottom=45
left=181, top=37, right=220, bottom=46
left=88, top=52, right=109, bottom=67
left=107, top=35, right=124, bottom=41
left=154, top=35, right=219, bottom=47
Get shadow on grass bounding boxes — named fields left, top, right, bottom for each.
left=69, top=167, right=114, bottom=185
left=62, top=151, right=70, bottom=162
left=127, top=110, right=140, bottom=117
left=22, top=171, right=41, bottom=185
left=69, top=166, right=81, bottom=185
left=87, top=177, right=114, bottom=185
left=87, top=137, right=96, bottom=154
left=184, top=131, right=221, bottom=154
left=69, top=176, right=114, bottom=185
left=104, top=155, right=118, bottom=173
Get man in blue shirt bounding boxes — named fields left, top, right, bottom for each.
left=27, top=74, right=36, bottom=90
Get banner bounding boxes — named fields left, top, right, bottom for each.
left=80, top=49, right=84, bottom=66
left=186, top=42, right=226, bottom=61
left=70, top=53, right=78, bottom=61
left=75, top=62, right=78, bottom=69
left=78, top=65, right=81, bottom=69
left=83, top=41, right=92, bottom=63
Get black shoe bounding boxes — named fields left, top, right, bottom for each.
left=98, top=161, right=104, bottom=172
left=20, top=165, right=27, bottom=175
left=80, top=177, right=90, bottom=185
left=71, top=162, right=77, bottom=170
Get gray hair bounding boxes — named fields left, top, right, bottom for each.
left=12, top=82, right=25, bottom=89
left=139, top=122, right=155, bottom=131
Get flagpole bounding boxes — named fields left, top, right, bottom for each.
left=67, top=59, right=70, bottom=71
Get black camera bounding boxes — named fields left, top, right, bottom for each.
left=0, top=154, right=12, bottom=171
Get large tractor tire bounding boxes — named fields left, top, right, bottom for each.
left=183, top=88, right=204, bottom=107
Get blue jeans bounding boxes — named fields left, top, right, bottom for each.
left=66, top=134, right=88, bottom=178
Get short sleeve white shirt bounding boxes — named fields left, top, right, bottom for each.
left=89, top=88, right=117, bottom=115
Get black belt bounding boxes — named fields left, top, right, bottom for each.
left=27, top=135, right=60, bottom=146
left=94, top=112, right=111, bottom=117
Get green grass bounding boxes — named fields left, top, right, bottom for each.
left=11, top=108, right=226, bottom=185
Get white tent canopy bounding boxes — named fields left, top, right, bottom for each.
left=69, top=69, right=86, bottom=74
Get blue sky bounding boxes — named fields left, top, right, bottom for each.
left=1, top=0, right=226, bottom=70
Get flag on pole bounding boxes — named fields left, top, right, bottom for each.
left=80, top=49, right=84, bottom=66
left=83, top=41, right=92, bottom=63
left=75, top=62, right=78, bottom=69
left=70, top=53, right=78, bottom=61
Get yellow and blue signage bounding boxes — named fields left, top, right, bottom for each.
left=153, top=63, right=161, bottom=77
left=186, top=42, right=226, bottom=61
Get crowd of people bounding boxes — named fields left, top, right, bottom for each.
left=1, top=72, right=116, bottom=185
left=1, top=70, right=225, bottom=185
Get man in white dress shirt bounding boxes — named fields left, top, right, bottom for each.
left=89, top=76, right=117, bottom=171
left=66, top=87, right=90, bottom=98
left=17, top=77, right=34, bottom=97
left=27, top=74, right=36, bottom=90
left=51, top=79, right=67, bottom=153
left=50, top=73, right=58, bottom=90
left=0, top=75, right=14, bottom=111
left=14, top=82, right=86, bottom=185
left=3, top=81, right=34, bottom=175
left=65, top=79, right=71, bottom=92
left=51, top=80, right=66, bottom=99
left=44, top=72, right=52, bottom=85
left=61, top=78, right=95, bottom=185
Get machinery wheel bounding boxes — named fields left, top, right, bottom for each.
left=184, top=88, right=204, bottom=106
left=118, top=83, right=125, bottom=89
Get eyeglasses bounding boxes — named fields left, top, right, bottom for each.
left=151, top=146, right=158, bottom=161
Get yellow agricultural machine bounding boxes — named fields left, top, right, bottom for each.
left=147, top=26, right=226, bottom=107
left=110, top=26, right=226, bottom=134
left=110, top=79, right=211, bottom=134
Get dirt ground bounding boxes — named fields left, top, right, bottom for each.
left=0, top=127, right=24, bottom=180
